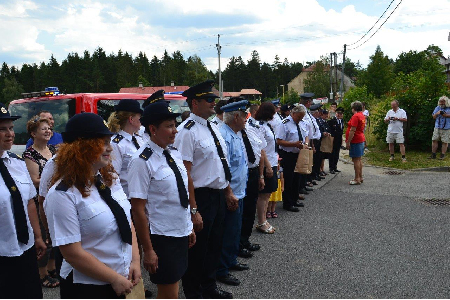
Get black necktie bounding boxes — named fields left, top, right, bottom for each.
left=241, top=130, right=256, bottom=164
left=266, top=123, right=278, bottom=152
left=295, top=122, right=303, bottom=142
left=95, top=175, right=132, bottom=245
left=206, top=121, right=232, bottom=182
left=131, top=136, right=140, bottom=150
left=0, top=158, right=28, bottom=244
left=162, top=150, right=189, bottom=208
left=307, top=111, right=317, bottom=134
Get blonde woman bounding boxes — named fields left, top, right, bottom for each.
left=107, top=99, right=144, bottom=196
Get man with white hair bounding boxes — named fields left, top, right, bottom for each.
left=217, top=100, right=249, bottom=287
left=429, top=96, right=450, bottom=159
left=384, top=100, right=408, bottom=162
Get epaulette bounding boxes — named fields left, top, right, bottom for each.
left=56, top=181, right=69, bottom=192
left=282, top=118, right=290, bottom=124
left=168, top=145, right=178, bottom=151
left=259, top=121, right=264, bottom=125
left=7, top=152, right=23, bottom=160
left=112, top=134, right=124, bottom=144
left=211, top=120, right=218, bottom=125
left=248, top=121, right=259, bottom=129
left=184, top=120, right=195, bottom=130
left=139, top=147, right=153, bottom=161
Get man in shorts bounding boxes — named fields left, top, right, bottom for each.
left=429, top=96, right=450, bottom=159
left=384, top=100, right=407, bottom=162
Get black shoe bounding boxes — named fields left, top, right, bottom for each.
left=217, top=274, right=240, bottom=286
left=319, top=175, right=326, bottom=179
left=315, top=176, right=322, bottom=181
left=299, top=189, right=309, bottom=195
left=311, top=180, right=318, bottom=185
left=230, top=262, right=249, bottom=271
left=334, top=169, right=341, bottom=173
left=145, top=290, right=153, bottom=299
left=330, top=170, right=335, bottom=174
left=293, top=201, right=304, bottom=207
left=204, top=288, right=233, bottom=299
left=284, top=206, right=300, bottom=212
left=238, top=248, right=253, bottom=258
left=305, top=187, right=313, bottom=192
left=246, top=243, right=261, bottom=251
left=320, top=171, right=327, bottom=176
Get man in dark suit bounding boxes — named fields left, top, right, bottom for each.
left=328, top=107, right=344, bottom=174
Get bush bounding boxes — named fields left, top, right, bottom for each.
left=340, top=86, right=375, bottom=121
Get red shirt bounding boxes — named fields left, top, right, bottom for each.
left=346, top=112, right=366, bottom=144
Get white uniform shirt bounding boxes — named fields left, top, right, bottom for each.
left=138, top=126, right=150, bottom=144
left=268, top=113, right=283, bottom=134
left=39, top=156, right=55, bottom=198
left=45, top=176, right=132, bottom=285
left=300, top=104, right=321, bottom=140
left=258, top=121, right=279, bottom=167
left=385, top=108, right=407, bottom=134
left=276, top=115, right=307, bottom=153
left=174, top=113, right=229, bottom=190
left=0, top=152, right=37, bottom=257
left=111, top=130, right=144, bottom=196
left=211, top=115, right=224, bottom=127
left=238, top=122, right=266, bottom=169
left=128, top=140, right=193, bottom=237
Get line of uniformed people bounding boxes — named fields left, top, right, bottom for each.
left=0, top=80, right=345, bottom=299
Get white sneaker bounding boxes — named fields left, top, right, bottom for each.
left=402, top=158, right=407, bottom=163
left=389, top=156, right=394, bottom=162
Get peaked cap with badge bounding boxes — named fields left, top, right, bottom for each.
left=0, top=103, right=21, bottom=121
left=143, top=90, right=165, bottom=108
left=182, top=80, right=219, bottom=100
left=140, top=101, right=181, bottom=127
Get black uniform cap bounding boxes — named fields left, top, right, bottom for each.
left=0, top=103, right=20, bottom=121
left=114, top=99, right=143, bottom=114
left=143, top=90, right=165, bottom=108
left=140, top=101, right=181, bottom=127
left=62, top=113, right=113, bottom=143
left=182, top=80, right=219, bottom=100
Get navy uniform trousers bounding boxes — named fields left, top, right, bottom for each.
left=182, top=188, right=226, bottom=299
left=240, top=167, right=260, bottom=249
left=329, top=136, right=342, bottom=171
left=279, top=150, right=300, bottom=208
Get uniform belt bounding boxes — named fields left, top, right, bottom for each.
left=248, top=167, right=259, bottom=172
left=194, top=187, right=224, bottom=194
left=279, top=149, right=299, bottom=156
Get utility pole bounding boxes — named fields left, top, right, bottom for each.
left=216, top=34, right=222, bottom=99
left=340, top=44, right=346, bottom=103
left=329, top=53, right=333, bottom=100
left=334, top=52, right=338, bottom=96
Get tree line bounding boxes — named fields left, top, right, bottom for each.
left=0, top=48, right=309, bottom=104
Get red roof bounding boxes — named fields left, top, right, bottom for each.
left=240, top=89, right=262, bottom=95
left=119, top=86, right=190, bottom=94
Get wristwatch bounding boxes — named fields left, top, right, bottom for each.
left=190, top=208, right=198, bottom=215
left=260, top=175, right=265, bottom=179
left=304, top=142, right=308, bottom=146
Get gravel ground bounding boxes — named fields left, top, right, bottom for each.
left=44, top=161, right=450, bottom=299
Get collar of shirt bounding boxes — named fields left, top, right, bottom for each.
left=0, top=151, right=10, bottom=163
left=190, top=113, right=208, bottom=127
left=222, top=123, right=240, bottom=140
left=147, top=139, right=166, bottom=158
left=118, top=130, right=134, bottom=142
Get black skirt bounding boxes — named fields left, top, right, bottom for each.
left=150, top=234, right=189, bottom=285
left=259, top=166, right=279, bottom=194
left=0, top=246, right=43, bottom=299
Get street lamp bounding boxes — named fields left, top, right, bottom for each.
left=280, top=85, right=285, bottom=104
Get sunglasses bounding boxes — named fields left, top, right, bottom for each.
left=204, top=97, right=216, bottom=103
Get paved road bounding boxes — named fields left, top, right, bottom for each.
left=44, top=161, right=450, bottom=298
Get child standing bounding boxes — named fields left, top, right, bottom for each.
left=267, top=160, right=284, bottom=219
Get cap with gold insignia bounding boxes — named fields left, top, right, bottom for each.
left=182, top=80, right=219, bottom=102
left=62, top=113, right=113, bottom=143
left=143, top=90, right=165, bottom=108
left=220, top=100, right=250, bottom=113
left=0, top=103, right=20, bottom=121
left=140, top=101, right=181, bottom=127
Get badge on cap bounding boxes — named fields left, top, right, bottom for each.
left=168, top=106, right=173, bottom=113
left=1, top=107, right=7, bottom=114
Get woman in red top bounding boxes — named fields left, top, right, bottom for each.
left=345, top=101, right=366, bottom=185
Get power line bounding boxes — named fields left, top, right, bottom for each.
left=348, top=0, right=395, bottom=46
left=348, top=0, right=403, bottom=50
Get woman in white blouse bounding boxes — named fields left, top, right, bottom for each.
left=45, top=113, right=141, bottom=298
left=129, top=101, right=195, bottom=299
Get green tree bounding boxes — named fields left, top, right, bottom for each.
left=304, top=59, right=330, bottom=98
left=358, top=46, right=394, bottom=98
left=2, top=77, right=24, bottom=104
left=394, top=50, right=426, bottom=75
left=341, top=86, right=375, bottom=122
left=185, top=55, right=209, bottom=86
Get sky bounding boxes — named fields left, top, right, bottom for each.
left=0, top=0, right=449, bottom=74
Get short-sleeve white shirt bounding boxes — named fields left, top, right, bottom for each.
left=0, top=152, right=37, bottom=257
left=385, top=108, right=407, bottom=134
left=268, top=113, right=283, bottom=134
left=174, top=113, right=229, bottom=190
left=44, top=177, right=132, bottom=285
left=300, top=104, right=321, bottom=140
left=111, top=130, right=144, bottom=196
left=239, top=123, right=265, bottom=169
left=39, top=156, right=55, bottom=198
left=276, top=116, right=307, bottom=153
left=128, top=140, right=193, bottom=237
left=258, top=121, right=279, bottom=167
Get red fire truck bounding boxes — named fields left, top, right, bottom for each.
left=8, top=89, right=188, bottom=154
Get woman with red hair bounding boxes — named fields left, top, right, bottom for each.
left=44, top=113, right=141, bottom=299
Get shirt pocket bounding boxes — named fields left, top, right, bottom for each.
left=14, top=175, right=34, bottom=202
left=199, top=139, right=216, bottom=159
left=152, top=168, right=176, bottom=195
left=78, top=201, right=114, bottom=237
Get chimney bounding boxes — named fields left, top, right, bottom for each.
left=171, top=81, right=174, bottom=87
left=138, top=82, right=143, bottom=89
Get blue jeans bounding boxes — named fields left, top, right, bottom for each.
left=217, top=198, right=244, bottom=277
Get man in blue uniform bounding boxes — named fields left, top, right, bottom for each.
left=217, top=100, right=249, bottom=286
left=328, top=107, right=344, bottom=174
